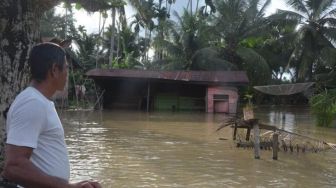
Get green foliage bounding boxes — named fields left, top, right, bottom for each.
left=270, top=0, right=336, bottom=81
left=257, top=25, right=296, bottom=82
left=244, top=93, right=254, bottom=107
left=212, top=0, right=272, bottom=85
left=128, top=0, right=179, bottom=68
left=40, top=8, right=77, bottom=39
left=236, top=46, right=271, bottom=85
left=310, top=89, right=336, bottom=127
left=37, top=0, right=336, bottom=114
left=74, top=27, right=102, bottom=70
left=103, top=24, right=143, bottom=69
left=67, top=0, right=126, bottom=12
left=191, top=47, right=236, bottom=70
left=152, top=9, right=224, bottom=70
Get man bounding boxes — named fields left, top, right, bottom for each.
left=2, top=43, right=101, bottom=188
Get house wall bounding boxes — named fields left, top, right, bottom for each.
left=206, top=86, right=238, bottom=113
left=103, top=79, right=147, bottom=110
left=154, top=94, right=205, bottom=111
left=99, top=78, right=241, bottom=114
left=154, top=83, right=206, bottom=111
left=102, top=80, right=207, bottom=111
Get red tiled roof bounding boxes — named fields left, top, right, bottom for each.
left=86, top=69, right=249, bottom=84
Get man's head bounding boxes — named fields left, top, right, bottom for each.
left=28, top=42, right=68, bottom=90
left=28, top=42, right=66, bottom=81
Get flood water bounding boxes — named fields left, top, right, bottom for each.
left=60, top=106, right=336, bottom=188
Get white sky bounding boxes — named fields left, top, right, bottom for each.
left=56, top=0, right=289, bottom=34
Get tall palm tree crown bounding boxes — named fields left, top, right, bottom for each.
left=272, top=0, right=336, bottom=81
left=211, top=0, right=272, bottom=85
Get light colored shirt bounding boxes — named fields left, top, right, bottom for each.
left=6, top=87, right=70, bottom=181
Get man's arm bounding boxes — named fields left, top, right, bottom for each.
left=2, top=144, right=101, bottom=188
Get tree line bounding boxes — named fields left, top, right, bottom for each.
left=39, top=0, right=336, bottom=126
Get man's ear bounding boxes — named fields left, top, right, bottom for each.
left=51, top=64, right=59, bottom=78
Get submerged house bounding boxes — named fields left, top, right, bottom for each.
left=86, top=69, right=249, bottom=113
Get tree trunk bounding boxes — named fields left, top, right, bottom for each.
left=190, top=0, right=193, bottom=15
left=109, top=7, right=116, bottom=68
left=0, top=0, right=56, bottom=170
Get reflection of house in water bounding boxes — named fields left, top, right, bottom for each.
left=86, top=69, right=249, bottom=113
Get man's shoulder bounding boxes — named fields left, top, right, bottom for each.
left=16, top=87, right=45, bottom=100
left=12, top=87, right=48, bottom=109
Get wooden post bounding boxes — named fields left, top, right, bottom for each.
left=146, top=81, right=150, bottom=112
left=253, top=122, right=260, bottom=159
left=246, top=128, right=251, bottom=141
left=243, top=107, right=254, bottom=141
left=272, top=133, right=278, bottom=160
left=233, top=122, right=238, bottom=140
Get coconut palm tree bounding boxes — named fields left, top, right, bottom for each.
left=129, top=0, right=177, bottom=65
left=271, top=0, right=336, bottom=81
left=74, top=27, right=103, bottom=70
left=104, top=23, right=144, bottom=69
left=255, top=20, right=298, bottom=83
left=212, top=0, right=272, bottom=86
left=152, top=9, right=234, bottom=70
left=107, top=1, right=126, bottom=67
left=155, top=0, right=176, bottom=60
left=128, top=0, right=157, bottom=60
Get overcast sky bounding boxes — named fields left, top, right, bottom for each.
left=56, top=0, right=289, bottom=33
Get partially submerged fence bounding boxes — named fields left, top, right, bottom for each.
left=217, top=107, right=336, bottom=160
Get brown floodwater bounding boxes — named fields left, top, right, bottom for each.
left=60, top=106, right=336, bottom=188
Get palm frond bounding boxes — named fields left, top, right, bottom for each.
left=322, top=27, right=336, bottom=43
left=319, top=17, right=336, bottom=27
left=161, top=19, right=176, bottom=37
left=214, top=0, right=244, bottom=21
left=315, top=71, right=336, bottom=87
left=191, top=47, right=236, bottom=70
left=173, top=10, right=182, bottom=25
left=258, top=0, right=271, bottom=18
left=320, top=47, right=336, bottom=67
left=321, top=7, right=336, bottom=19
left=287, top=0, right=310, bottom=16
left=287, top=40, right=302, bottom=67
left=287, top=25, right=317, bottom=80
left=245, top=0, right=259, bottom=19
left=314, top=0, right=334, bottom=19
left=152, top=38, right=183, bottom=58
left=297, top=50, right=314, bottom=79
left=236, top=47, right=271, bottom=84
left=240, top=18, right=269, bottom=39
left=306, top=0, right=320, bottom=15
left=272, top=9, right=306, bottom=22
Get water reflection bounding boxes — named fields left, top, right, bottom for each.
left=61, top=107, right=336, bottom=188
